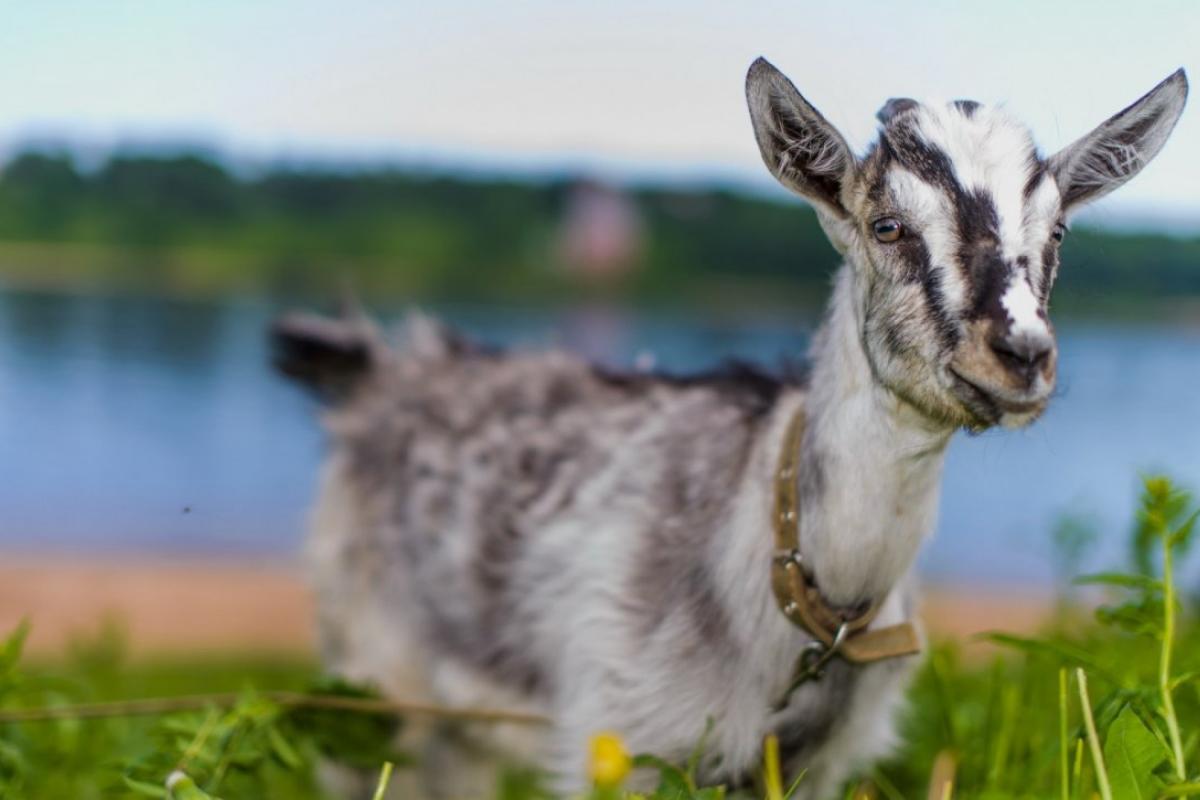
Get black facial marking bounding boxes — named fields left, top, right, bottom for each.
left=876, top=97, right=920, bottom=124
left=880, top=319, right=909, bottom=358
left=876, top=127, right=986, bottom=349
left=891, top=228, right=930, bottom=284
left=953, top=99, right=981, bottom=117
left=862, top=137, right=963, bottom=350
left=921, top=263, right=961, bottom=351
left=955, top=190, right=1003, bottom=305
left=968, top=248, right=1011, bottom=326
left=1022, top=156, right=1048, bottom=200
left=862, top=141, right=894, bottom=207
left=1039, top=240, right=1060, bottom=300
left=881, top=119, right=961, bottom=197
left=877, top=114, right=1055, bottom=345
left=956, top=190, right=1000, bottom=249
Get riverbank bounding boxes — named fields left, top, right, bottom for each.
left=0, top=555, right=1055, bottom=658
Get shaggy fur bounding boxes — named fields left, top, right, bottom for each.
left=277, top=60, right=1187, bottom=798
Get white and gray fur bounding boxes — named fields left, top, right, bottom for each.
left=273, top=59, right=1187, bottom=798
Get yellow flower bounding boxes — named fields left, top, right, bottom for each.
left=588, top=731, right=631, bottom=788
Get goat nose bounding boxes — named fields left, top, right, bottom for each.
left=989, top=334, right=1053, bottom=378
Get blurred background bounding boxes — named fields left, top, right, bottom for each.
left=0, top=1, right=1198, bottom=656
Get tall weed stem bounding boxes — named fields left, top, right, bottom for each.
left=1076, top=668, right=1111, bottom=800
left=1161, top=519, right=1187, bottom=781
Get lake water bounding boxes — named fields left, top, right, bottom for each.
left=2, top=287, right=1198, bottom=588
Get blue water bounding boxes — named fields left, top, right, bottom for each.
left=2, top=288, right=1198, bottom=587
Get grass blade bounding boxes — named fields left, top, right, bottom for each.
left=1076, top=669, right=1112, bottom=800
left=926, top=749, right=955, bottom=800
left=764, top=734, right=783, bottom=800
left=1060, top=668, right=1070, bottom=800
left=370, top=761, right=394, bottom=800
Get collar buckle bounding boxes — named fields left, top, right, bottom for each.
left=773, top=622, right=850, bottom=711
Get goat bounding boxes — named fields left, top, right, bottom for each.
left=273, top=59, right=1187, bottom=798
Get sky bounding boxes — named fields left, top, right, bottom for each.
left=0, top=1, right=1196, bottom=230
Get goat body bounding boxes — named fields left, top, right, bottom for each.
left=281, top=272, right=939, bottom=797
left=278, top=59, right=1187, bottom=797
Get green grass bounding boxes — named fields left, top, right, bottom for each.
left=1, top=476, right=1197, bottom=799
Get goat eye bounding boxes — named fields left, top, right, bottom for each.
left=1051, top=223, right=1067, bottom=243
left=873, top=218, right=903, bottom=243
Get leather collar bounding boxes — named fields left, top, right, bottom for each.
left=770, top=407, right=921, bottom=677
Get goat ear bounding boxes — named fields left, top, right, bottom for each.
left=746, top=58, right=857, bottom=217
left=1049, top=69, right=1188, bottom=212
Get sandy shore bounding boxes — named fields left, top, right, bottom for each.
left=0, top=556, right=317, bottom=658
left=0, top=555, right=1053, bottom=658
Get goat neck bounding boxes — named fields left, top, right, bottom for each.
left=795, top=264, right=953, bottom=608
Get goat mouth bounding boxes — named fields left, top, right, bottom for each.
left=948, top=368, right=1044, bottom=425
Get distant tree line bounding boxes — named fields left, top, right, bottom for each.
left=0, top=149, right=1197, bottom=315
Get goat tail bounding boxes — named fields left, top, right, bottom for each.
left=270, top=307, right=384, bottom=405
left=271, top=302, right=483, bottom=405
